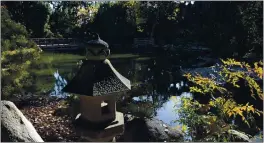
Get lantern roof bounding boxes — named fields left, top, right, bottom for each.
left=86, top=33, right=109, bottom=48
left=62, top=59, right=131, bottom=96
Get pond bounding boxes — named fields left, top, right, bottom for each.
left=30, top=52, right=262, bottom=142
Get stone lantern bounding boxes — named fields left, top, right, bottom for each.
left=84, top=33, right=110, bottom=58
left=62, top=33, right=130, bottom=141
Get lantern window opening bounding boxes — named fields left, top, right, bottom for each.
left=101, top=100, right=110, bottom=115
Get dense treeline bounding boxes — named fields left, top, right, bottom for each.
left=2, top=1, right=263, bottom=59
left=1, top=0, right=262, bottom=98
left=1, top=1, right=262, bottom=98
left=2, top=2, right=52, bottom=37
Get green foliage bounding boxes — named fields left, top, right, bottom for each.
left=219, top=59, right=263, bottom=100
left=92, top=1, right=137, bottom=44
left=128, top=1, right=182, bottom=43
left=237, top=1, right=263, bottom=58
left=1, top=7, right=41, bottom=99
left=176, top=59, right=263, bottom=141
left=65, top=94, right=80, bottom=106
left=76, top=2, right=100, bottom=24
left=178, top=1, right=263, bottom=58
left=3, top=1, right=261, bottom=60
left=28, top=52, right=83, bottom=94
left=3, top=1, right=52, bottom=37
left=49, top=1, right=83, bottom=37
left=89, top=1, right=182, bottom=44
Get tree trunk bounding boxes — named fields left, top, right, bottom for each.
left=150, top=22, right=158, bottom=38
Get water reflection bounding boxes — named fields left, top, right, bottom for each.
left=156, top=92, right=192, bottom=125
left=50, top=70, right=69, bottom=98
left=41, top=54, right=262, bottom=141
left=252, top=131, right=263, bottom=142
left=49, top=58, right=191, bottom=124
left=131, top=92, right=192, bottom=124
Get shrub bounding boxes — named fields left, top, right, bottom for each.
left=1, top=7, right=41, bottom=99
left=175, top=59, right=263, bottom=141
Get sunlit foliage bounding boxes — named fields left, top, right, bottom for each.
left=175, top=59, right=263, bottom=141
left=1, top=7, right=41, bottom=99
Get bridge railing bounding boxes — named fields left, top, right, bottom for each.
left=30, top=38, right=79, bottom=48
left=133, top=38, right=155, bottom=48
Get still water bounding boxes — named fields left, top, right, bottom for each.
left=49, top=58, right=191, bottom=122
left=35, top=53, right=262, bottom=142
left=47, top=56, right=193, bottom=138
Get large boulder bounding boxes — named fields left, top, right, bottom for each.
left=1, top=100, right=44, bottom=142
left=118, top=114, right=184, bottom=142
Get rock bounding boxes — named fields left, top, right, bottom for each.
left=1, top=100, right=44, bottom=142
left=145, top=118, right=183, bottom=142
left=164, top=129, right=169, bottom=133
left=124, top=114, right=134, bottom=122
left=119, top=115, right=183, bottom=142
left=228, top=129, right=251, bottom=142
left=162, top=124, right=168, bottom=128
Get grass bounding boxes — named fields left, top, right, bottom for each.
left=84, top=53, right=141, bottom=60
left=29, top=52, right=83, bottom=94
left=34, top=78, right=55, bottom=93
left=38, top=52, right=143, bottom=62
left=134, top=57, right=153, bottom=61
left=31, top=68, right=57, bottom=76
left=108, top=54, right=140, bottom=59
left=36, top=52, right=83, bottom=65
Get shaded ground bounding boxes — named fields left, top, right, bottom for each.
left=20, top=98, right=87, bottom=142
left=18, top=96, right=183, bottom=142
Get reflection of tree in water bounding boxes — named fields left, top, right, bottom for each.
left=118, top=58, right=190, bottom=118
left=118, top=92, right=170, bottom=118
left=120, top=100, right=156, bottom=118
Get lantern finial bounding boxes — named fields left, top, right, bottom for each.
left=95, top=33, right=99, bottom=39
left=85, top=33, right=110, bottom=58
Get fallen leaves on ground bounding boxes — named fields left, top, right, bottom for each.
left=20, top=99, right=87, bottom=142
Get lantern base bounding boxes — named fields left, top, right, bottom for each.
left=74, top=111, right=124, bottom=142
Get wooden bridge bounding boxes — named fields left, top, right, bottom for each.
left=31, top=37, right=157, bottom=51
left=31, top=38, right=210, bottom=53
left=133, top=38, right=155, bottom=48
left=30, top=38, right=82, bottom=51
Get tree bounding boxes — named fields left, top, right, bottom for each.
left=237, top=1, right=263, bottom=59
left=137, top=1, right=180, bottom=39
left=92, top=1, right=137, bottom=45
left=176, top=59, right=263, bottom=141
left=49, top=1, right=82, bottom=38
left=176, top=1, right=263, bottom=59
left=1, top=7, right=41, bottom=99
left=3, top=1, right=52, bottom=37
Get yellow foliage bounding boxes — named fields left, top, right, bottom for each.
left=209, top=97, right=262, bottom=124
left=184, top=73, right=227, bottom=96
left=218, top=59, right=263, bottom=100
left=184, top=58, right=263, bottom=127
left=221, top=58, right=243, bottom=67
left=124, top=0, right=137, bottom=7
left=181, top=124, right=188, bottom=133
left=253, top=61, right=263, bottom=79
